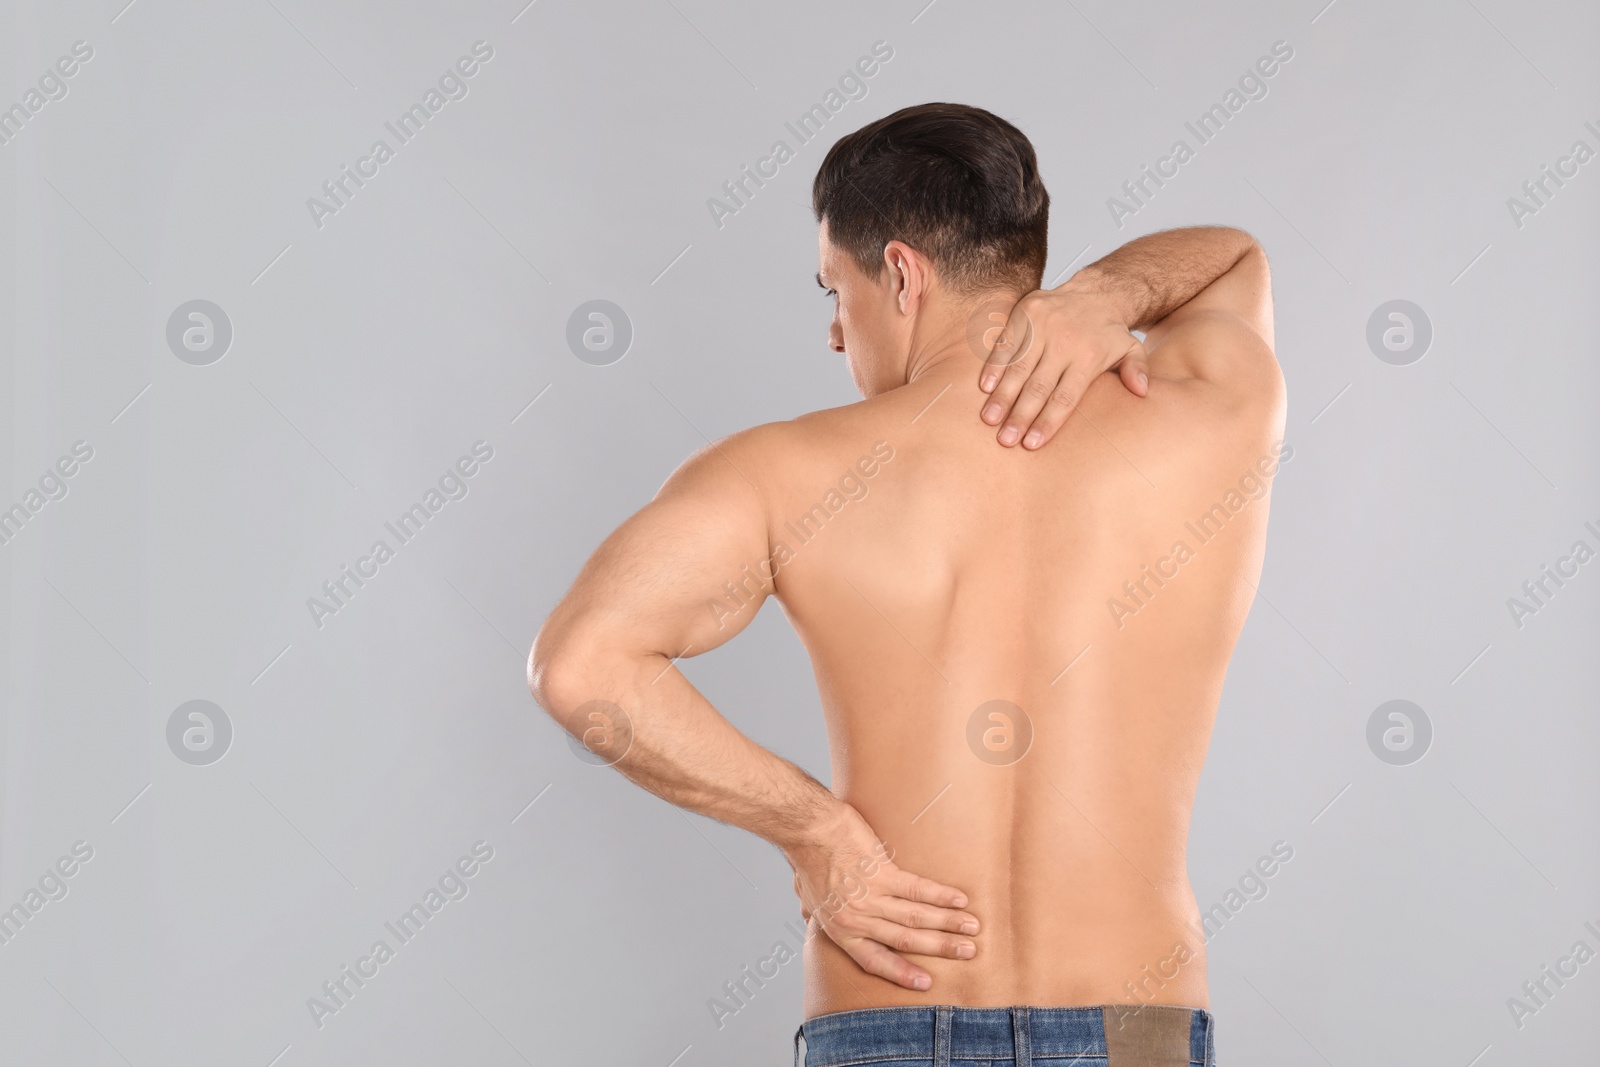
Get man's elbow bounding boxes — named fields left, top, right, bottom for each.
left=527, top=623, right=592, bottom=720
left=1227, top=240, right=1274, bottom=351
left=528, top=619, right=645, bottom=718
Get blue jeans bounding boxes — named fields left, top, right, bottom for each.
left=795, top=1004, right=1216, bottom=1066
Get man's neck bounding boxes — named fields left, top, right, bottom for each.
left=901, top=287, right=1024, bottom=387
left=904, top=340, right=970, bottom=386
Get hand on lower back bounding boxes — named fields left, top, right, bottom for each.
left=783, top=802, right=979, bottom=990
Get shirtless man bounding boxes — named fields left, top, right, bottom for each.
left=529, top=103, right=1284, bottom=1066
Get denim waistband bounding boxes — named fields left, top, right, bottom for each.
left=795, top=1004, right=1214, bottom=1066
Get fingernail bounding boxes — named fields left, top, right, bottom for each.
left=1138, top=370, right=1148, bottom=390
left=961, top=921, right=979, bottom=935
left=1023, top=430, right=1042, bottom=449
left=981, top=373, right=997, bottom=392
left=913, top=975, right=931, bottom=991
left=956, top=943, right=975, bottom=959
left=982, top=403, right=1002, bottom=424
left=998, top=426, right=1020, bottom=446
left=952, top=894, right=967, bottom=908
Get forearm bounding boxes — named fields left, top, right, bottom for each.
left=1061, top=226, right=1258, bottom=332
left=533, top=642, right=846, bottom=852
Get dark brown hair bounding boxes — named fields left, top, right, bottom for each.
left=812, top=102, right=1049, bottom=294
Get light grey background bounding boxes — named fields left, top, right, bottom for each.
left=3, top=0, right=1597, bottom=1064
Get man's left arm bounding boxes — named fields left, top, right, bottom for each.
left=528, top=435, right=982, bottom=991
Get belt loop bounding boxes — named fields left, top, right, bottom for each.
left=793, top=1021, right=805, bottom=1067
left=1011, top=1005, right=1032, bottom=1067
left=934, top=1005, right=953, bottom=1067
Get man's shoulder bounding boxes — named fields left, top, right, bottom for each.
left=660, top=396, right=894, bottom=503
left=729, top=388, right=906, bottom=456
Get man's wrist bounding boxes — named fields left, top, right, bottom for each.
left=1053, top=265, right=1152, bottom=332
left=774, top=790, right=853, bottom=856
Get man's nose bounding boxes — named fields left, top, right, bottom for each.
left=828, top=321, right=845, bottom=354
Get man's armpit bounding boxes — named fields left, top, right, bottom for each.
left=1143, top=310, right=1282, bottom=401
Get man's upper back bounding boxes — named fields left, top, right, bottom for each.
left=751, top=308, right=1285, bottom=716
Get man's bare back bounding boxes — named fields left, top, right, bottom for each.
left=532, top=244, right=1281, bottom=996
left=531, top=107, right=1282, bottom=1064
left=731, top=303, right=1284, bottom=1015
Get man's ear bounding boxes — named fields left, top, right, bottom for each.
left=882, top=240, right=929, bottom=317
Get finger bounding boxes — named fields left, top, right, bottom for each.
left=876, top=895, right=980, bottom=936
left=843, top=936, right=934, bottom=991
left=994, top=347, right=1068, bottom=447
left=1022, top=335, right=1147, bottom=449
left=981, top=325, right=1057, bottom=433
left=980, top=346, right=1032, bottom=428
left=979, top=302, right=1043, bottom=422
left=859, top=916, right=977, bottom=960
left=978, top=300, right=1036, bottom=393
left=1116, top=340, right=1150, bottom=397
left=1019, top=363, right=1096, bottom=450
left=887, top=869, right=969, bottom=911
